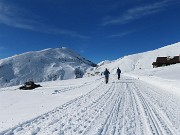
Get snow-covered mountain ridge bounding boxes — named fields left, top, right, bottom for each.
left=0, top=42, right=179, bottom=87
left=0, top=47, right=96, bottom=87
left=95, top=42, right=180, bottom=74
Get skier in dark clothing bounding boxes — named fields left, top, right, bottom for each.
left=117, top=67, right=121, bottom=80
left=104, top=68, right=110, bottom=84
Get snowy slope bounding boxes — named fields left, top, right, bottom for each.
left=124, top=63, right=180, bottom=94
left=0, top=64, right=180, bottom=135
left=0, top=76, right=102, bottom=132
left=0, top=47, right=96, bottom=87
left=97, top=60, right=111, bottom=66
left=0, top=42, right=180, bottom=134
left=93, top=42, right=180, bottom=74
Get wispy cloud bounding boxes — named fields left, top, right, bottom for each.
left=0, top=1, right=89, bottom=39
left=107, top=31, right=134, bottom=38
left=80, top=49, right=85, bottom=53
left=42, top=27, right=89, bottom=39
left=102, top=0, right=177, bottom=26
left=0, top=1, right=39, bottom=29
left=0, top=46, right=6, bottom=50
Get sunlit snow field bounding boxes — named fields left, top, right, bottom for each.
left=0, top=64, right=180, bottom=135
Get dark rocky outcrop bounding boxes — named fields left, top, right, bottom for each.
left=19, top=81, right=41, bottom=90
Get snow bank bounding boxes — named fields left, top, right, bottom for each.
left=124, top=64, right=180, bottom=95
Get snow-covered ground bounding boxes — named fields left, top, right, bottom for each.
left=0, top=77, right=101, bottom=132
left=0, top=42, right=180, bottom=135
left=91, top=42, right=180, bottom=75
left=124, top=63, right=180, bottom=95
left=0, top=64, right=180, bottom=135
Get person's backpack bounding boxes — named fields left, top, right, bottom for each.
left=117, top=69, right=121, bottom=74
left=104, top=70, right=110, bottom=76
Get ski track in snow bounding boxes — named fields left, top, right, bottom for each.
left=1, top=76, right=180, bottom=135
left=51, top=78, right=103, bottom=95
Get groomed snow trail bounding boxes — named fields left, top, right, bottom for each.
left=1, top=76, right=180, bottom=135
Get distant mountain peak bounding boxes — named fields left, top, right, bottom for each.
left=0, top=47, right=96, bottom=87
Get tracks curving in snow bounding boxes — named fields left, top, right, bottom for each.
left=1, top=76, right=180, bottom=135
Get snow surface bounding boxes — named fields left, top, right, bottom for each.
left=0, top=47, right=96, bottom=87
left=0, top=42, right=180, bottom=135
left=1, top=63, right=180, bottom=135
left=91, top=42, right=180, bottom=74
left=124, top=63, right=180, bottom=95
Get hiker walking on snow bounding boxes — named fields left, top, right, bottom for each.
left=117, top=67, right=121, bottom=80
left=104, top=68, right=110, bottom=84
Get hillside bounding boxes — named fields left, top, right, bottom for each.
left=0, top=47, right=96, bottom=87
left=93, top=42, right=180, bottom=74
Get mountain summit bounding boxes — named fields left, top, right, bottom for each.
left=0, top=47, right=96, bottom=87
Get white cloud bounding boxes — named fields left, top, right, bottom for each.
left=102, top=0, right=177, bottom=26
left=39, top=27, right=90, bottom=39
left=0, top=1, right=89, bottom=39
left=0, top=1, right=34, bottom=29
left=107, top=31, right=134, bottom=38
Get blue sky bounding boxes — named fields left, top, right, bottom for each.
left=0, top=0, right=180, bottom=63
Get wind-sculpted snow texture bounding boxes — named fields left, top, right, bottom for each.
left=1, top=76, right=180, bottom=135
